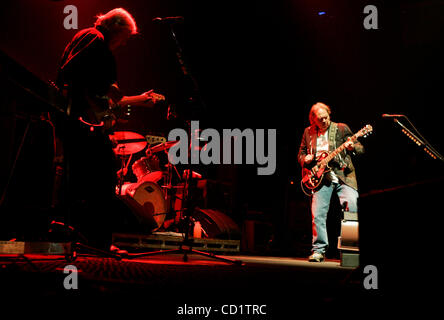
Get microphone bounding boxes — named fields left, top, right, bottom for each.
left=152, top=16, right=184, bottom=24
left=382, top=114, right=405, bottom=118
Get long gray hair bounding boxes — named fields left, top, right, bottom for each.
left=94, top=8, right=138, bottom=35
left=309, top=102, right=331, bottom=126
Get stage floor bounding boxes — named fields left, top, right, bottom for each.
left=0, top=250, right=382, bottom=316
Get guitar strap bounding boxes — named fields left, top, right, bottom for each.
left=310, top=127, right=317, bottom=156
left=328, top=122, right=338, bottom=152
left=328, top=122, right=347, bottom=169
left=309, top=123, right=337, bottom=157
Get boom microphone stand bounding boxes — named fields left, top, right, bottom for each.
left=383, top=114, right=444, bottom=161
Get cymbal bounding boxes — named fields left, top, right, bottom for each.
left=148, top=140, right=178, bottom=153
left=109, top=131, right=147, bottom=155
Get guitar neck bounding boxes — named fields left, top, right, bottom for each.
left=118, top=94, right=149, bottom=107
left=322, top=134, right=359, bottom=164
left=118, top=92, right=164, bottom=107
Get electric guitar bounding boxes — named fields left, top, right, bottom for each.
left=81, top=90, right=165, bottom=131
left=301, top=124, right=373, bottom=195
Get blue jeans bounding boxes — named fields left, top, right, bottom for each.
left=311, top=182, right=358, bottom=254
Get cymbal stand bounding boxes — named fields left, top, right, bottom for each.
left=116, top=147, right=132, bottom=196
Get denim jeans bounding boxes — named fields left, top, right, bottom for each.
left=311, top=182, right=358, bottom=254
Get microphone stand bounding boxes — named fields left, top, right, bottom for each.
left=124, top=20, right=241, bottom=265
left=391, top=117, right=444, bottom=161
left=168, top=22, right=206, bottom=111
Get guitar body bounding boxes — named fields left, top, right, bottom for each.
left=80, top=95, right=120, bottom=131
left=81, top=91, right=165, bottom=131
left=301, top=152, right=330, bottom=194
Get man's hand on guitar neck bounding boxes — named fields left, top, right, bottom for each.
left=344, top=137, right=355, bottom=151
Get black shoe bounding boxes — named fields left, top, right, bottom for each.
left=308, top=252, right=325, bottom=262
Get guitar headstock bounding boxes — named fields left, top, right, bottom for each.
left=357, top=124, right=373, bottom=138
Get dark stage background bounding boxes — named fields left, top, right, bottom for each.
left=1, top=0, right=443, bottom=299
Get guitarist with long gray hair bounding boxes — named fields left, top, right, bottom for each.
left=298, top=102, right=366, bottom=262
left=55, top=8, right=163, bottom=251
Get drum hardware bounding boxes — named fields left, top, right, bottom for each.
left=148, top=140, right=178, bottom=153
left=182, top=169, right=202, bottom=180
left=116, top=149, right=133, bottom=196
left=146, top=134, right=167, bottom=145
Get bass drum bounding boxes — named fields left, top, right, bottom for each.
left=120, top=181, right=167, bottom=231
left=193, top=208, right=241, bottom=240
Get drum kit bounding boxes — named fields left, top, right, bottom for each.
left=109, top=131, right=187, bottom=233
left=105, top=129, right=242, bottom=265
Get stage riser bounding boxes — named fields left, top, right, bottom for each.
left=112, top=233, right=240, bottom=253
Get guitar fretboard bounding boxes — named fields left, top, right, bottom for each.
left=319, top=131, right=363, bottom=166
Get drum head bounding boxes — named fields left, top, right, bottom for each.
left=139, top=171, right=163, bottom=183
left=124, top=181, right=167, bottom=231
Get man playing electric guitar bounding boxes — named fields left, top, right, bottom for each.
left=297, top=102, right=366, bottom=262
left=82, top=85, right=165, bottom=131
left=55, top=8, right=163, bottom=251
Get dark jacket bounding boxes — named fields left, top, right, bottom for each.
left=297, top=122, right=364, bottom=190
left=57, top=27, right=117, bottom=118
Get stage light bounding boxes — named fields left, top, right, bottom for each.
left=318, top=11, right=326, bottom=16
